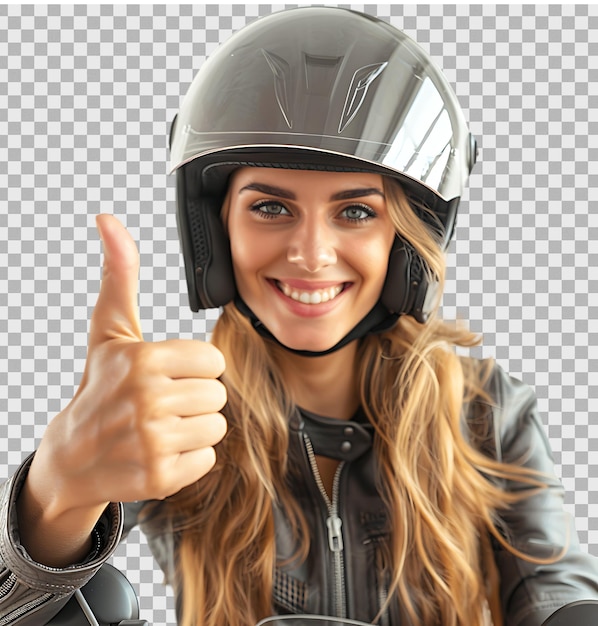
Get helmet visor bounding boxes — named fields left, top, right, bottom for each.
left=170, top=7, right=475, bottom=204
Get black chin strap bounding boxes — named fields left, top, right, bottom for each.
left=233, top=297, right=399, bottom=357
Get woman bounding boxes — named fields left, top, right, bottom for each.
left=1, top=7, right=597, bottom=626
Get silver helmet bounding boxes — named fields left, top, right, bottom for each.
left=170, top=6, right=477, bottom=346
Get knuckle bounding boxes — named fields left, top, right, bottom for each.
left=205, top=343, right=226, bottom=375
left=130, top=389, right=160, bottom=428
left=210, top=413, right=229, bottom=445
left=188, top=448, right=218, bottom=484
left=214, top=379, right=228, bottom=407
left=136, top=419, right=157, bottom=447
left=142, top=459, right=171, bottom=499
left=128, top=341, right=155, bottom=371
left=201, top=447, right=218, bottom=473
left=201, top=413, right=227, bottom=445
left=214, top=412, right=228, bottom=438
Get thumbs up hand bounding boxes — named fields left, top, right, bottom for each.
left=29, top=214, right=228, bottom=516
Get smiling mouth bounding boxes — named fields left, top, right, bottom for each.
left=274, top=280, right=345, bottom=305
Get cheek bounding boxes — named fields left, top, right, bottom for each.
left=354, top=233, right=395, bottom=285
left=230, top=239, right=253, bottom=286
left=229, top=227, right=271, bottom=288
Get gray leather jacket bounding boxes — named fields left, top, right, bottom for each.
left=1, top=362, right=598, bottom=625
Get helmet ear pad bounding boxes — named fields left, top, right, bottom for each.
left=176, top=156, right=442, bottom=322
left=176, top=167, right=236, bottom=311
left=381, top=237, right=438, bottom=324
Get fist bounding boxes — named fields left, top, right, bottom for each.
left=35, top=214, right=227, bottom=509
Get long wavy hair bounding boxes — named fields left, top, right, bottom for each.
left=143, top=176, right=555, bottom=626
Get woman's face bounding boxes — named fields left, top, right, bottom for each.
left=226, top=167, right=396, bottom=353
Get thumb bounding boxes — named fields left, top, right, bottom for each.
left=88, top=214, right=143, bottom=349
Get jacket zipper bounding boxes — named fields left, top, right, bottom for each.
left=376, top=548, right=390, bottom=626
left=0, top=590, right=53, bottom=626
left=0, top=557, right=84, bottom=625
left=0, top=573, right=16, bottom=599
left=378, top=584, right=389, bottom=626
left=304, top=434, right=347, bottom=619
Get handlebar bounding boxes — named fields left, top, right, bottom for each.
left=255, top=618, right=373, bottom=626
left=540, top=599, right=598, bottom=625
left=46, top=564, right=598, bottom=626
left=46, top=563, right=146, bottom=626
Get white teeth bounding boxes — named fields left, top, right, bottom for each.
left=279, top=282, right=343, bottom=304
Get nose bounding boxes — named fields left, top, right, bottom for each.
left=287, top=215, right=337, bottom=273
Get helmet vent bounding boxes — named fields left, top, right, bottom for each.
left=303, top=53, right=342, bottom=96
left=339, top=62, right=387, bottom=133
left=262, top=49, right=293, bottom=129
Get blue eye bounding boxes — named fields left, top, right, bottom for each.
left=251, top=201, right=291, bottom=218
left=341, top=204, right=376, bottom=222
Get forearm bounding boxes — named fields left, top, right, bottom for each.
left=0, top=458, right=124, bottom=623
left=14, top=447, right=111, bottom=569
left=16, top=476, right=107, bottom=568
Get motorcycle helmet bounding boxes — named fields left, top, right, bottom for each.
left=169, top=6, right=477, bottom=354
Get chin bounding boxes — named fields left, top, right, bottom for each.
left=272, top=330, right=347, bottom=355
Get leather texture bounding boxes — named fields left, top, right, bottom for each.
left=1, top=361, right=597, bottom=625
left=270, top=362, right=598, bottom=624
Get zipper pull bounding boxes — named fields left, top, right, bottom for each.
left=326, top=514, right=344, bottom=552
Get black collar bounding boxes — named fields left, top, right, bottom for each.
left=291, top=406, right=374, bottom=462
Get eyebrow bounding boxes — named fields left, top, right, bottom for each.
left=238, top=182, right=385, bottom=201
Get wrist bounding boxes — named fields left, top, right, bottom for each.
left=16, top=456, right=110, bottom=567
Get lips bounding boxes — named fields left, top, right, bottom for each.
left=275, top=280, right=346, bottom=305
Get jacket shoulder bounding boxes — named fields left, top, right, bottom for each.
left=461, top=358, right=553, bottom=466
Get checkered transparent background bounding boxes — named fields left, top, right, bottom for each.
left=0, top=4, right=596, bottom=624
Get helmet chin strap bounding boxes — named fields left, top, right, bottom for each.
left=233, top=297, right=399, bottom=357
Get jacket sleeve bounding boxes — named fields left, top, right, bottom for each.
left=481, top=363, right=598, bottom=626
left=0, top=454, right=124, bottom=625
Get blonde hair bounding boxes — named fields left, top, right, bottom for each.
left=143, top=177, right=553, bottom=626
